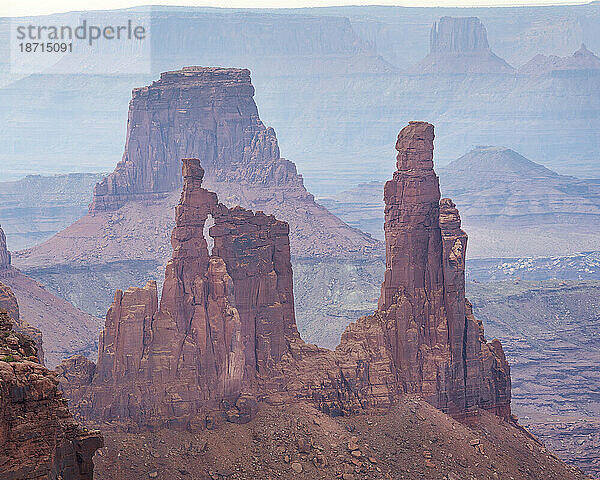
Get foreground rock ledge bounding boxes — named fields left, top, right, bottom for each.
left=0, top=307, right=102, bottom=480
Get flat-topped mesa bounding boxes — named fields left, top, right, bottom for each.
left=155, top=66, right=254, bottom=88
left=0, top=225, right=10, bottom=269
left=82, top=67, right=376, bottom=258
left=61, top=158, right=298, bottom=429
left=89, top=67, right=300, bottom=213
left=431, top=16, right=489, bottom=54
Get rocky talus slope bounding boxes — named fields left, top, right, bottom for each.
left=0, top=224, right=102, bottom=367
left=92, top=396, right=590, bottom=480
left=0, top=309, right=102, bottom=479
left=60, top=124, right=510, bottom=429
left=414, top=17, right=515, bottom=74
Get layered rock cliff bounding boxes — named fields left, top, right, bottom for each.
left=0, top=309, right=102, bottom=479
left=60, top=124, right=510, bottom=429
left=415, top=17, right=514, bottom=74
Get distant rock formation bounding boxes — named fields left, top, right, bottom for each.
left=87, top=66, right=376, bottom=258
left=0, top=173, right=104, bottom=251
left=0, top=309, right=102, bottom=479
left=415, top=17, right=514, bottom=74
left=60, top=124, right=511, bottom=430
left=430, top=16, right=489, bottom=54
left=519, top=44, right=600, bottom=75
left=0, top=225, right=102, bottom=368
left=322, top=145, right=600, bottom=255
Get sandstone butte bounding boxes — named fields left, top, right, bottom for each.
left=59, top=122, right=511, bottom=432
left=0, top=301, right=103, bottom=479
left=89, top=66, right=378, bottom=258
left=415, top=16, right=514, bottom=74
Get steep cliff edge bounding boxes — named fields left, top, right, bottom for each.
left=0, top=309, right=102, bottom=479
left=414, top=17, right=514, bottom=74
left=60, top=124, right=510, bottom=430
left=0, top=280, right=44, bottom=364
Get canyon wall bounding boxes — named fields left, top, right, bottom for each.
left=60, top=124, right=511, bottom=430
left=0, top=309, right=102, bottom=479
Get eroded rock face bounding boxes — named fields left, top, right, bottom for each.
left=0, top=280, right=44, bottom=364
left=90, top=68, right=271, bottom=210
left=0, top=310, right=102, bottom=480
left=278, top=123, right=510, bottom=418
left=60, top=125, right=510, bottom=429
left=61, top=159, right=298, bottom=429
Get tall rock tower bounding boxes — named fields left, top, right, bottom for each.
left=375, top=122, right=511, bottom=415
left=0, top=225, right=10, bottom=270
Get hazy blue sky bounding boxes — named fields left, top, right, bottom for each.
left=2, top=0, right=588, bottom=17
